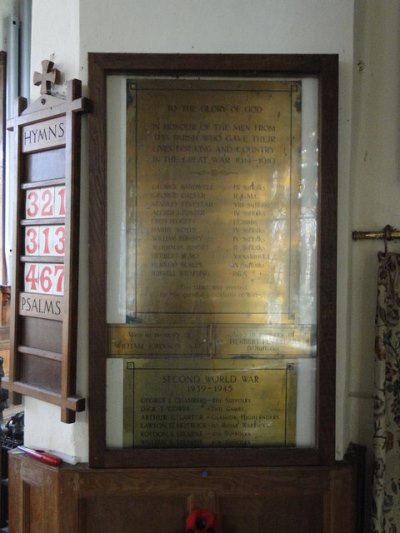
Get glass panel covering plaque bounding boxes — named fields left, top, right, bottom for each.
left=106, top=76, right=319, bottom=450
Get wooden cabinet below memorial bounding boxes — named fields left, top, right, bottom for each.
left=8, top=450, right=364, bottom=533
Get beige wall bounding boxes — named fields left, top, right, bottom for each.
left=25, top=0, right=87, bottom=463
left=0, top=0, right=18, bottom=51
left=22, top=0, right=400, bottom=469
left=349, top=0, right=400, bottom=459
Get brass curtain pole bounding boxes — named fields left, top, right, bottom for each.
left=352, top=224, right=400, bottom=241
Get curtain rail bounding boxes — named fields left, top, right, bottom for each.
left=352, top=225, right=400, bottom=241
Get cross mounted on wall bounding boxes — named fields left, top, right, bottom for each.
left=33, top=59, right=60, bottom=95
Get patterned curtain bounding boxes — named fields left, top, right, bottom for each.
left=372, top=252, right=400, bottom=532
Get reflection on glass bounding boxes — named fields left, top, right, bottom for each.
left=106, top=77, right=319, bottom=450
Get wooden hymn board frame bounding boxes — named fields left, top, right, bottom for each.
left=88, top=53, right=338, bottom=468
left=3, top=61, right=88, bottom=423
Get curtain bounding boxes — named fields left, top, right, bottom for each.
left=372, top=252, right=400, bottom=532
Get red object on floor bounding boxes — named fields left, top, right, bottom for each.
left=185, top=508, right=221, bottom=533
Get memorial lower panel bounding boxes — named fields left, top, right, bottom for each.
left=117, top=359, right=296, bottom=448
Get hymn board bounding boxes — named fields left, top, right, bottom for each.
left=3, top=61, right=88, bottom=422
left=89, top=54, right=338, bottom=468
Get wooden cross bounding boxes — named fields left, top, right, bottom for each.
left=33, top=59, right=60, bottom=95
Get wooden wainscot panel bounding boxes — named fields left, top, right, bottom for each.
left=8, top=452, right=60, bottom=533
left=8, top=450, right=365, bottom=533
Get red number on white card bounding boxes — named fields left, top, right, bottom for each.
left=54, top=226, right=65, bottom=255
left=24, top=263, right=38, bottom=291
left=41, top=227, right=51, bottom=255
left=26, top=190, right=40, bottom=218
left=25, top=187, right=65, bottom=219
left=41, top=189, right=54, bottom=217
left=39, top=265, right=52, bottom=293
left=25, top=227, right=39, bottom=255
left=54, top=265, right=64, bottom=294
left=24, top=263, right=65, bottom=295
left=56, top=187, right=66, bottom=217
left=25, top=226, right=65, bottom=257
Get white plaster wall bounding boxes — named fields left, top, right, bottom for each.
left=79, top=0, right=355, bottom=461
left=26, top=0, right=359, bottom=462
left=30, top=0, right=80, bottom=98
left=24, top=0, right=88, bottom=462
left=78, top=0, right=353, bottom=55
left=348, top=0, right=400, bottom=469
left=0, top=0, right=18, bottom=51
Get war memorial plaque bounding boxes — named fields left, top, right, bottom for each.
left=121, top=359, right=297, bottom=448
left=106, top=77, right=319, bottom=449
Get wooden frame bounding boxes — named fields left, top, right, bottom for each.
left=88, top=53, right=338, bottom=468
left=3, top=75, right=88, bottom=423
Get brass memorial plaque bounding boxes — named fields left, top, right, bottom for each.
left=109, top=324, right=315, bottom=358
left=106, top=77, right=318, bottom=449
left=121, top=359, right=296, bottom=448
left=125, top=79, right=306, bottom=325
left=109, top=324, right=210, bottom=357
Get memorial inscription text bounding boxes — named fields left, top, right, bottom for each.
left=122, top=360, right=296, bottom=448
left=126, top=80, right=303, bottom=321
